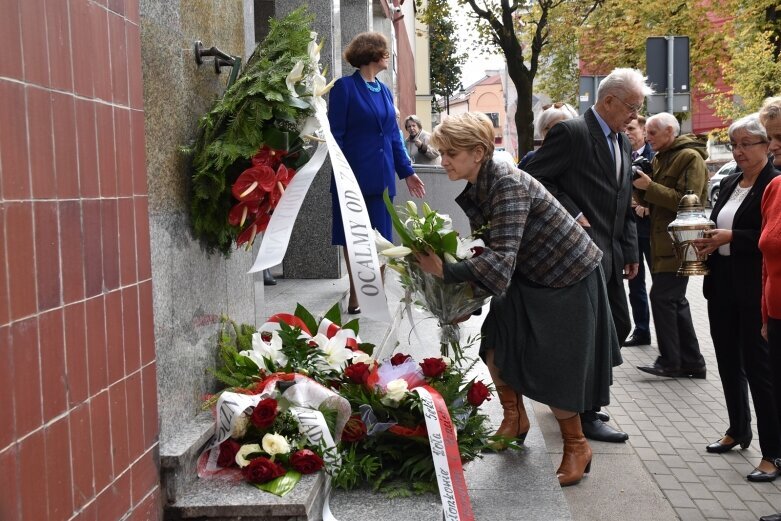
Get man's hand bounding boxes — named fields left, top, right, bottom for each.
left=405, top=174, right=426, bottom=198
left=634, top=205, right=649, bottom=218
left=632, top=171, right=652, bottom=190
left=624, top=263, right=639, bottom=280
left=577, top=215, right=591, bottom=228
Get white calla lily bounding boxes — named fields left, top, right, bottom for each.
left=380, top=246, right=412, bottom=258
left=235, top=443, right=262, bottom=468
left=285, top=60, right=306, bottom=98
left=374, top=229, right=395, bottom=252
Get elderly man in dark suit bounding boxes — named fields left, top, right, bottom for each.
left=525, top=68, right=653, bottom=443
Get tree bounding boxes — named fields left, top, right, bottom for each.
left=454, top=0, right=601, bottom=156
left=418, top=0, right=466, bottom=113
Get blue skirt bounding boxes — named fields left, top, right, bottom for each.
left=331, top=192, right=393, bottom=246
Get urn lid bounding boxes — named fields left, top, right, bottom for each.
left=668, top=190, right=714, bottom=231
left=677, top=190, right=703, bottom=212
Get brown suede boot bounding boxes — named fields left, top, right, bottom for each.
left=556, top=414, right=593, bottom=486
left=490, top=385, right=531, bottom=449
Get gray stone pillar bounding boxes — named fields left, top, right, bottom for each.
left=276, top=0, right=344, bottom=278
left=340, top=0, right=371, bottom=75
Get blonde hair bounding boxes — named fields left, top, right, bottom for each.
left=431, top=112, right=495, bottom=162
left=760, top=96, right=781, bottom=127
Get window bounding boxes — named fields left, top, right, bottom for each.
left=484, top=112, right=500, bottom=128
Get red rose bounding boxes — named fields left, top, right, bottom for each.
left=419, top=357, right=447, bottom=378
left=344, top=362, right=371, bottom=384
left=216, top=439, right=241, bottom=468
left=241, top=456, right=286, bottom=483
left=290, top=449, right=324, bottom=474
left=467, top=381, right=491, bottom=407
left=341, top=415, right=367, bottom=443
left=390, top=353, right=412, bottom=366
left=250, top=398, right=278, bottom=429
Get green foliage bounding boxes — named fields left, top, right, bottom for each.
left=186, top=7, right=317, bottom=255
left=206, top=317, right=261, bottom=400
left=417, top=0, right=466, bottom=111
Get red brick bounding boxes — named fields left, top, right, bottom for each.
left=0, top=81, right=30, bottom=199
left=91, top=6, right=112, bottom=101
left=108, top=14, right=129, bottom=105
left=0, top=327, right=14, bottom=448
left=125, top=0, right=140, bottom=25
left=64, top=301, right=89, bottom=406
left=135, top=196, right=151, bottom=281
left=0, top=0, right=23, bottom=79
left=52, top=92, right=79, bottom=199
left=75, top=98, right=99, bottom=198
left=0, top=206, right=9, bottom=324
left=126, top=25, right=143, bottom=110
left=0, top=445, right=20, bottom=521
left=96, top=470, right=131, bottom=521
left=85, top=296, right=108, bottom=395
left=76, top=501, right=98, bottom=521
left=6, top=203, right=36, bottom=320
left=39, top=309, right=68, bottom=421
left=138, top=281, right=155, bottom=364
left=125, top=372, right=144, bottom=459
left=45, top=0, right=73, bottom=91
left=96, top=103, right=117, bottom=198
left=20, top=0, right=50, bottom=86
left=122, top=286, right=141, bottom=375
left=90, top=390, right=113, bottom=490
left=45, top=417, right=74, bottom=521
left=118, top=198, right=137, bottom=286
left=141, top=363, right=159, bottom=447
left=69, top=1, right=94, bottom=97
left=130, top=448, right=159, bottom=506
left=27, top=87, right=56, bottom=199
left=130, top=109, right=147, bottom=195
left=115, top=108, right=133, bottom=196
left=127, top=487, right=162, bottom=521
left=60, top=200, right=85, bottom=304
left=34, top=201, right=62, bottom=312
left=82, top=199, right=103, bottom=298
left=109, top=380, right=130, bottom=472
left=11, top=318, right=42, bottom=437
left=102, top=198, right=120, bottom=291
left=69, top=403, right=95, bottom=509
left=19, top=430, right=47, bottom=520
left=108, top=0, right=125, bottom=16
left=105, top=290, right=124, bottom=384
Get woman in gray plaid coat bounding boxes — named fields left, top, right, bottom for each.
left=416, top=112, right=621, bottom=487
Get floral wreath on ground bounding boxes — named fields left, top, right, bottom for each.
left=201, top=303, right=497, bottom=495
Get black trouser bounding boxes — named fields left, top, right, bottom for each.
left=649, top=272, right=704, bottom=370
left=627, top=236, right=652, bottom=338
left=765, top=318, right=781, bottom=456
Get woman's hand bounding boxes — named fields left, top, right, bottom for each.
left=414, top=250, right=443, bottom=278
left=691, top=229, right=732, bottom=256
left=406, top=174, right=426, bottom=198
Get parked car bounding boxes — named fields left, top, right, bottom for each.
left=708, top=160, right=738, bottom=207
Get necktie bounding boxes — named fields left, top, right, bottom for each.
left=610, top=132, right=621, bottom=181
left=632, top=150, right=639, bottom=161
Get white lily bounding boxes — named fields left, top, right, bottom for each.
left=312, top=72, right=336, bottom=98
left=308, top=32, right=323, bottom=63
left=262, top=433, right=291, bottom=456
left=311, top=333, right=354, bottom=370
left=443, top=252, right=458, bottom=264
left=241, top=330, right=288, bottom=369
left=352, top=351, right=374, bottom=365
left=235, top=443, right=262, bottom=468
left=285, top=60, right=306, bottom=98
left=456, top=237, right=485, bottom=260
left=380, top=246, right=412, bottom=258
left=374, top=229, right=395, bottom=252
left=406, top=201, right=418, bottom=216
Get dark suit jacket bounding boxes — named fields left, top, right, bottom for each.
left=327, top=71, right=414, bottom=196
left=703, top=160, right=780, bottom=307
left=525, top=108, right=638, bottom=281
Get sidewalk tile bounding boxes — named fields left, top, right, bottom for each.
left=693, top=498, right=729, bottom=518
left=664, top=489, right=696, bottom=508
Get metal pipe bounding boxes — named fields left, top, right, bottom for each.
left=667, top=36, right=674, bottom=113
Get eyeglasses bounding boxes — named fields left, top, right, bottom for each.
left=615, top=97, right=643, bottom=115
left=727, top=141, right=767, bottom=151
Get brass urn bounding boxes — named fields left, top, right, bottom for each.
left=667, top=190, right=715, bottom=276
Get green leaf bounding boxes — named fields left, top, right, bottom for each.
left=323, top=303, right=342, bottom=326
left=440, top=231, right=458, bottom=255
left=254, top=470, right=302, bottom=496
left=294, top=304, right=319, bottom=337
left=383, top=189, right=415, bottom=246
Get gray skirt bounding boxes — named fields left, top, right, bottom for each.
left=480, top=265, right=621, bottom=412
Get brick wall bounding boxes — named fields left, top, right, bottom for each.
left=0, top=1, right=160, bottom=520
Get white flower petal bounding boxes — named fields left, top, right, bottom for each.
left=262, top=433, right=291, bottom=456
left=380, top=246, right=412, bottom=258
left=236, top=443, right=262, bottom=467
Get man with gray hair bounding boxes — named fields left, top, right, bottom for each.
left=526, top=67, right=653, bottom=443
left=632, top=112, right=708, bottom=379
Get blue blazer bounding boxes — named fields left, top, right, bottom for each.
left=328, top=71, right=414, bottom=197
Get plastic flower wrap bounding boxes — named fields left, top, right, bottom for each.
left=381, top=191, right=489, bottom=360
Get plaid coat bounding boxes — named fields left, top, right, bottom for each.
left=445, top=159, right=602, bottom=296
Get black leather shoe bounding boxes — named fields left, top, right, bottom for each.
left=747, top=461, right=781, bottom=482
left=680, top=367, right=707, bottom=379
left=637, top=364, right=680, bottom=378
left=623, top=334, right=651, bottom=347
left=263, top=269, right=277, bottom=286
left=760, top=513, right=781, bottom=521
left=706, top=437, right=751, bottom=453
left=581, top=418, right=628, bottom=443
left=596, top=411, right=610, bottom=422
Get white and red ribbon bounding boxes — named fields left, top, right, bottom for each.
left=413, top=385, right=475, bottom=521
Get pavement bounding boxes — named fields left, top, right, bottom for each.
left=264, top=271, right=781, bottom=521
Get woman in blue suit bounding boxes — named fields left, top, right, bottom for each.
left=328, top=32, right=426, bottom=313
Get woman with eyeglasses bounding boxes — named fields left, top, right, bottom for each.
left=693, top=113, right=781, bottom=482
left=518, top=102, right=578, bottom=170
left=328, top=32, right=426, bottom=314
left=404, top=114, right=440, bottom=165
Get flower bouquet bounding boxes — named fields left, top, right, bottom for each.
left=380, top=191, right=489, bottom=360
